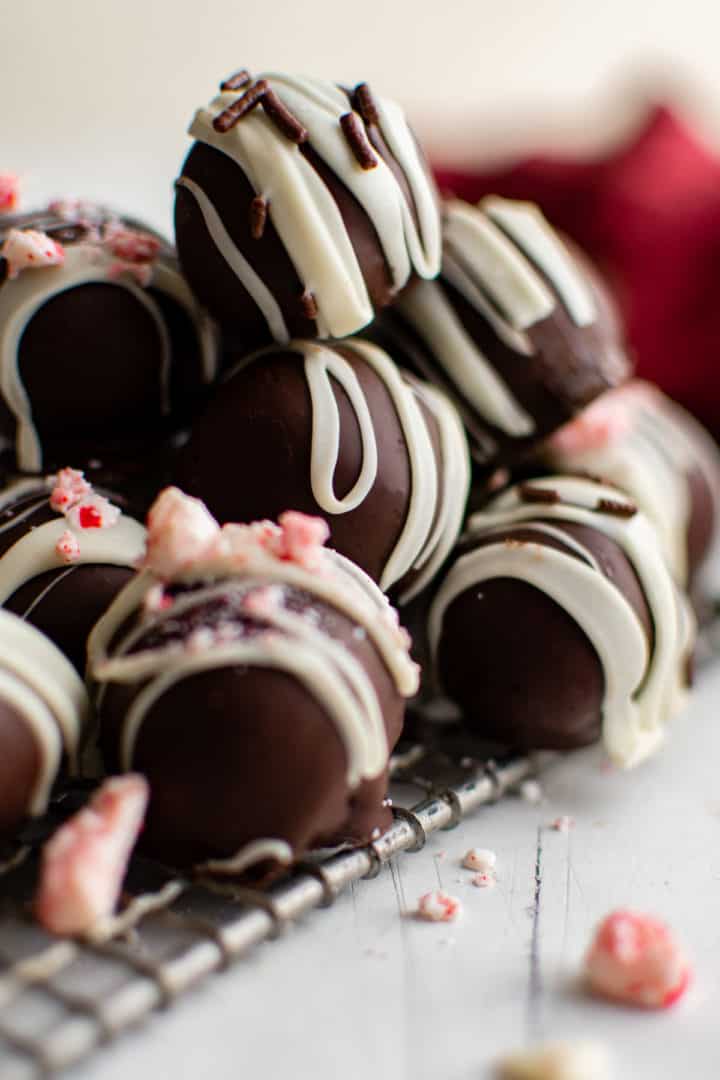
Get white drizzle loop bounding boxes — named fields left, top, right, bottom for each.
left=185, top=72, right=441, bottom=339
left=429, top=476, right=692, bottom=769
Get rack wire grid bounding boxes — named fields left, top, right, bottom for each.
left=0, top=720, right=546, bottom=1078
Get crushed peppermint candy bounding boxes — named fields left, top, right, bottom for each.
left=67, top=493, right=121, bottom=531
left=1, top=228, right=64, bottom=279
left=48, top=197, right=106, bottom=224
left=472, top=872, right=496, bottom=889
left=0, top=172, right=20, bottom=213
left=143, top=583, right=173, bottom=614
left=416, top=890, right=461, bottom=922
left=50, top=467, right=92, bottom=512
left=243, top=585, right=284, bottom=618
left=55, top=530, right=81, bottom=564
left=35, top=775, right=149, bottom=937
left=551, top=816, right=574, bottom=833
left=142, top=487, right=333, bottom=580
left=584, top=909, right=691, bottom=1009
left=496, top=1039, right=611, bottom=1080
left=104, top=223, right=161, bottom=286
left=463, top=847, right=497, bottom=873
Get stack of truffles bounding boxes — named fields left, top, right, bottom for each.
left=0, top=67, right=718, bottom=885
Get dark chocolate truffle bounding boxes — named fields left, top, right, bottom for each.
left=428, top=476, right=694, bottom=766
left=0, top=469, right=145, bottom=672
left=0, top=609, right=87, bottom=843
left=174, top=70, right=441, bottom=343
left=0, top=201, right=217, bottom=474
left=177, top=338, right=471, bottom=603
left=541, top=380, right=720, bottom=590
left=89, top=489, right=419, bottom=870
left=373, top=197, right=630, bottom=469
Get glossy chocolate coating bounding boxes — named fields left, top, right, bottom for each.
left=435, top=522, right=653, bottom=750
left=0, top=700, right=40, bottom=842
left=97, top=585, right=404, bottom=868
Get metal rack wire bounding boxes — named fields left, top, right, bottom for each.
left=0, top=732, right=542, bottom=1078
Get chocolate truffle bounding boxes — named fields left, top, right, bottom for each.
left=89, top=489, right=419, bottom=870
left=174, top=69, right=441, bottom=343
left=0, top=201, right=217, bottom=474
left=0, top=468, right=145, bottom=672
left=541, top=381, right=720, bottom=589
left=0, top=609, right=88, bottom=843
left=429, top=476, right=694, bottom=765
left=177, top=339, right=471, bottom=603
left=373, top=197, right=630, bottom=469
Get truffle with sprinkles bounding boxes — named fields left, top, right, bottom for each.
left=0, top=468, right=146, bottom=671
left=174, top=68, right=441, bottom=344
left=0, top=202, right=217, bottom=476
left=88, top=488, right=419, bottom=870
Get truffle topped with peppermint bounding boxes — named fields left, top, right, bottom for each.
left=0, top=467, right=145, bottom=671
left=89, top=488, right=417, bottom=870
left=0, top=202, right=217, bottom=474
left=174, top=68, right=441, bottom=343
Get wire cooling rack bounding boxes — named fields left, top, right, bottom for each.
left=0, top=724, right=544, bottom=1078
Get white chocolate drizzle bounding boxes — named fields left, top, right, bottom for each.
left=0, top=217, right=217, bottom=471
left=0, top=609, right=88, bottom=816
left=185, top=73, right=441, bottom=339
left=0, top=478, right=146, bottom=608
left=429, top=476, right=693, bottom=768
left=394, top=197, right=598, bottom=443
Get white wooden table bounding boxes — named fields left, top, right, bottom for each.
left=59, top=660, right=720, bottom=1079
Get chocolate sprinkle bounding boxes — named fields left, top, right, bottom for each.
left=262, top=91, right=308, bottom=144
left=220, top=69, right=251, bottom=92
left=300, top=289, right=318, bottom=320
left=595, top=497, right=637, bottom=518
left=352, top=82, right=380, bottom=127
left=213, top=80, right=268, bottom=133
left=340, top=112, right=378, bottom=170
left=250, top=196, right=268, bottom=240
left=519, top=484, right=559, bottom=505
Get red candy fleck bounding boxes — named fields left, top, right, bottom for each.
left=417, top=890, right=462, bottom=922
left=0, top=172, right=20, bottom=213
left=35, top=775, right=149, bottom=937
left=55, top=529, right=80, bottom=564
left=584, top=909, right=691, bottom=1009
left=78, top=505, right=102, bottom=529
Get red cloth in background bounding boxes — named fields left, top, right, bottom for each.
left=435, top=107, right=720, bottom=435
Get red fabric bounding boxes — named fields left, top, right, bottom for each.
left=434, top=106, right=720, bottom=434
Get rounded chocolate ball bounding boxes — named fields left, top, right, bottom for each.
left=429, top=476, right=693, bottom=765
left=372, top=196, right=630, bottom=470
left=177, top=339, right=470, bottom=602
left=0, top=203, right=217, bottom=474
left=0, top=474, right=145, bottom=671
left=174, top=70, right=441, bottom=343
left=90, top=495, right=418, bottom=870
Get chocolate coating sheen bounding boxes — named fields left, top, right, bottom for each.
left=372, top=197, right=630, bottom=471
left=435, top=522, right=652, bottom=750
left=174, top=71, right=440, bottom=343
left=177, top=339, right=470, bottom=601
left=0, top=206, right=217, bottom=475
left=0, top=700, right=40, bottom=842
left=97, top=584, right=404, bottom=868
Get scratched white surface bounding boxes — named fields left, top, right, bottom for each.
left=57, top=660, right=720, bottom=1080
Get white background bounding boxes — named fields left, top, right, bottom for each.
left=5, top=0, right=720, bottom=233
